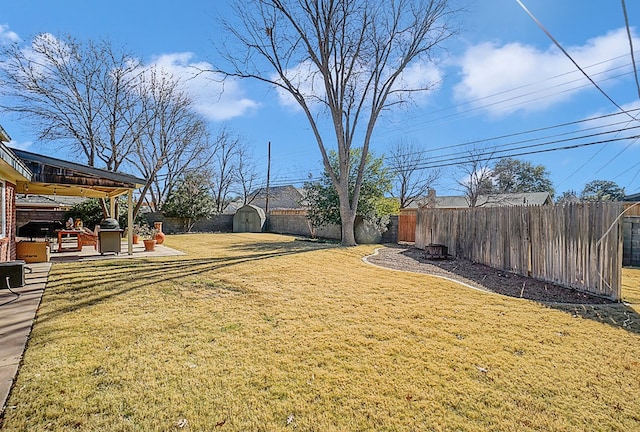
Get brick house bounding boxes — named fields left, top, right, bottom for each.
left=0, top=125, right=34, bottom=262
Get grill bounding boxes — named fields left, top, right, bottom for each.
left=98, top=218, right=122, bottom=255
left=18, top=220, right=64, bottom=239
left=99, top=218, right=120, bottom=230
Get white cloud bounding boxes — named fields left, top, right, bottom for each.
left=8, top=139, right=33, bottom=151
left=273, top=57, right=444, bottom=111
left=147, top=53, right=259, bottom=121
left=0, top=24, right=20, bottom=45
left=582, top=100, right=640, bottom=143
left=453, top=28, right=639, bottom=117
left=391, top=61, right=443, bottom=103
left=271, top=60, right=321, bottom=111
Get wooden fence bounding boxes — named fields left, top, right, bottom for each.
left=623, top=202, right=640, bottom=216
left=416, top=203, right=623, bottom=300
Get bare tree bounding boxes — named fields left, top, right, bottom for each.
left=456, top=145, right=495, bottom=207
left=130, top=66, right=210, bottom=214
left=388, top=140, right=440, bottom=208
left=215, top=0, right=458, bottom=245
left=209, top=127, right=243, bottom=213
left=0, top=34, right=144, bottom=170
left=235, top=140, right=260, bottom=205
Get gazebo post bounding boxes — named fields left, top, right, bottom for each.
left=127, top=190, right=133, bottom=255
left=109, top=196, right=116, bottom=219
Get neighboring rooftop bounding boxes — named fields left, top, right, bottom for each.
left=624, top=192, right=640, bottom=202
left=225, top=185, right=304, bottom=214
left=406, top=191, right=554, bottom=209
left=16, top=194, right=87, bottom=209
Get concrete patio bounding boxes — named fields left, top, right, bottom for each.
left=0, top=242, right=184, bottom=416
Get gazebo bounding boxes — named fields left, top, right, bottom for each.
left=11, top=148, right=146, bottom=256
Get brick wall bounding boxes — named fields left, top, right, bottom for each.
left=143, top=210, right=399, bottom=244
left=268, top=210, right=342, bottom=239
left=1, top=182, right=17, bottom=262
left=268, top=209, right=398, bottom=243
left=145, top=212, right=234, bottom=234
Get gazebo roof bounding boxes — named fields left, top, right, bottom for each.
left=11, top=148, right=146, bottom=199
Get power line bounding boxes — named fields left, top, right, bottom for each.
left=516, top=0, right=639, bottom=124
left=413, top=126, right=640, bottom=169
left=621, top=0, right=640, bottom=99
left=375, top=108, right=640, bottom=161
left=260, top=118, right=640, bottom=185
left=372, top=57, right=638, bottom=143
left=416, top=134, right=640, bottom=170
left=593, top=136, right=640, bottom=176
left=258, top=56, right=639, bottom=167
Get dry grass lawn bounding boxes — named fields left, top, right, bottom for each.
left=2, top=233, right=639, bottom=431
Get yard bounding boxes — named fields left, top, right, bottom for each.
left=2, top=233, right=639, bottom=431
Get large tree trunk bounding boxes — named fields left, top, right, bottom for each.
left=339, top=199, right=357, bottom=246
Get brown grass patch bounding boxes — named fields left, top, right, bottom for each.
left=2, top=233, right=640, bottom=431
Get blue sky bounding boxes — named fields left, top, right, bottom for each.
left=1, top=0, right=639, bottom=197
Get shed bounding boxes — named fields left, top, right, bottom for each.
left=233, top=205, right=266, bottom=233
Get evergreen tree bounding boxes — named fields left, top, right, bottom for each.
left=304, top=149, right=394, bottom=233
left=163, top=172, right=216, bottom=232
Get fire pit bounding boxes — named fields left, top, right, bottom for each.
left=423, top=243, right=449, bottom=260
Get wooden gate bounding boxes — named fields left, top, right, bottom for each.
left=398, top=209, right=417, bottom=242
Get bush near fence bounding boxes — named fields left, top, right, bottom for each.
left=416, top=203, right=623, bottom=300
left=269, top=209, right=398, bottom=243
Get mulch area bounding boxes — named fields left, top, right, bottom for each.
left=365, top=245, right=616, bottom=304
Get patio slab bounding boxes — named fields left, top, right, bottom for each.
left=0, top=242, right=183, bottom=416
left=50, top=240, right=185, bottom=262
left=0, top=262, right=49, bottom=417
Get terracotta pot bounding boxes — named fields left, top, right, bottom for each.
left=154, top=221, right=166, bottom=245
left=143, top=239, right=156, bottom=252
left=132, top=234, right=140, bottom=245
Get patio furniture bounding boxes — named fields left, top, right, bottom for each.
left=56, top=230, right=82, bottom=252
left=79, top=228, right=98, bottom=247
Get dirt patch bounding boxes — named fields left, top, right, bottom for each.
left=365, top=245, right=616, bottom=305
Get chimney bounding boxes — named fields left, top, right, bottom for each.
left=427, top=189, right=436, bottom=209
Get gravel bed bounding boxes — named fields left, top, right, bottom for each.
left=365, top=245, right=616, bottom=304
